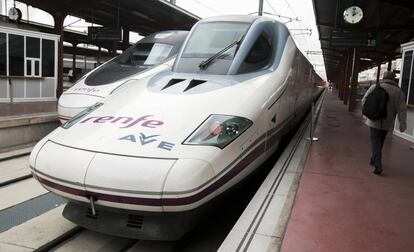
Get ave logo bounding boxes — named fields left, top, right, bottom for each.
left=118, top=132, right=175, bottom=151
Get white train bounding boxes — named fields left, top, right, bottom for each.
left=30, top=15, right=322, bottom=240
left=58, top=30, right=189, bottom=122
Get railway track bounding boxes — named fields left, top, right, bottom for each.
left=34, top=226, right=84, bottom=252
left=0, top=154, right=32, bottom=188
left=0, top=174, right=32, bottom=188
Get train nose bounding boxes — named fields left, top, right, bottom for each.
left=32, top=141, right=177, bottom=211
left=32, top=140, right=216, bottom=212
left=82, top=156, right=215, bottom=212
left=33, top=141, right=95, bottom=203
left=83, top=153, right=176, bottom=212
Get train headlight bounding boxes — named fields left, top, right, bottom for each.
left=184, top=115, right=252, bottom=149
left=61, top=103, right=103, bottom=129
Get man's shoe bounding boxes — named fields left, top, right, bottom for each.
left=373, top=166, right=383, bottom=175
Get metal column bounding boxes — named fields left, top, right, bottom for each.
left=71, top=43, right=77, bottom=82
left=122, top=27, right=130, bottom=52
left=258, top=0, right=263, bottom=16
left=348, top=48, right=360, bottom=112
left=343, top=49, right=352, bottom=104
left=376, top=63, right=381, bottom=84
left=53, top=12, right=67, bottom=98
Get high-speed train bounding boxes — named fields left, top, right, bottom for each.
left=58, top=30, right=189, bottom=123
left=30, top=15, right=322, bottom=240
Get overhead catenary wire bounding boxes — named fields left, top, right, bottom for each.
left=260, top=0, right=324, bottom=77
left=248, top=11, right=300, bottom=23
left=265, top=0, right=300, bottom=24
left=264, top=0, right=282, bottom=22
left=194, top=0, right=222, bottom=15
left=280, top=0, right=312, bottom=59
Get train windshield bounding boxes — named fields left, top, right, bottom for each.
left=182, top=22, right=249, bottom=59
left=115, top=43, right=173, bottom=66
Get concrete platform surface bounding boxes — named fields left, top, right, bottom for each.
left=0, top=155, right=30, bottom=184
left=280, top=91, right=414, bottom=252
left=0, top=101, right=57, bottom=117
left=0, top=205, right=75, bottom=250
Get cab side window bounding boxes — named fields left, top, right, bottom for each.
left=238, top=33, right=272, bottom=74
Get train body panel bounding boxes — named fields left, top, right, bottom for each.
left=30, top=15, right=323, bottom=239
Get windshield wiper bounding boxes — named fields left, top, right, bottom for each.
left=198, top=36, right=244, bottom=70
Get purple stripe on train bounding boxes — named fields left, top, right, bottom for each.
left=33, top=140, right=267, bottom=207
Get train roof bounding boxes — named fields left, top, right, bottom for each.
left=137, top=30, right=189, bottom=45
left=173, top=15, right=288, bottom=75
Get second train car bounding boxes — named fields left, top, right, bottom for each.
left=58, top=30, right=189, bottom=122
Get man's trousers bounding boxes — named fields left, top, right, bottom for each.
left=370, top=127, right=388, bottom=168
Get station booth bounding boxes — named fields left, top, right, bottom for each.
left=0, top=25, right=59, bottom=102
left=395, top=42, right=414, bottom=143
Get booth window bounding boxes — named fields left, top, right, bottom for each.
left=26, top=37, right=41, bottom=77
left=42, top=39, right=55, bottom=77
left=26, top=37, right=40, bottom=58
left=9, top=34, right=24, bottom=76
left=0, top=33, right=6, bottom=75
left=401, top=50, right=414, bottom=106
left=238, top=33, right=272, bottom=74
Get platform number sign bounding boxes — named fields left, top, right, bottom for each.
left=367, top=39, right=376, bottom=47
left=330, top=29, right=379, bottom=48
left=88, top=27, right=122, bottom=41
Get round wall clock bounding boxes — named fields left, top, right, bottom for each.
left=8, top=7, right=22, bottom=22
left=343, top=6, right=363, bottom=24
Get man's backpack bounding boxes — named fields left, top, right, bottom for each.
left=362, top=83, right=388, bottom=120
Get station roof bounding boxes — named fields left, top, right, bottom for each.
left=20, top=0, right=200, bottom=35
left=12, top=18, right=127, bottom=50
left=71, top=0, right=200, bottom=35
left=312, top=0, right=414, bottom=81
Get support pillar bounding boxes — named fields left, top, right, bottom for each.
left=348, top=48, right=360, bottom=112
left=122, top=27, right=130, bottom=52
left=112, top=42, right=117, bottom=57
left=258, top=0, right=263, bottom=16
left=338, top=66, right=345, bottom=99
left=376, top=63, right=381, bottom=84
left=84, top=55, right=87, bottom=72
left=387, top=60, right=392, bottom=71
left=97, top=46, right=101, bottom=65
left=343, top=49, right=352, bottom=104
left=342, top=50, right=349, bottom=104
left=71, top=43, right=78, bottom=82
left=53, top=12, right=67, bottom=98
left=339, top=61, right=346, bottom=100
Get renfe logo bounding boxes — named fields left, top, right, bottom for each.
left=80, top=115, right=164, bottom=129
left=73, top=87, right=99, bottom=93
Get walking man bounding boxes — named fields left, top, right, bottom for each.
left=362, top=71, right=407, bottom=175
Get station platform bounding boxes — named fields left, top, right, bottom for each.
left=280, top=90, right=414, bottom=252
left=0, top=102, right=59, bottom=154
left=0, top=101, right=57, bottom=117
